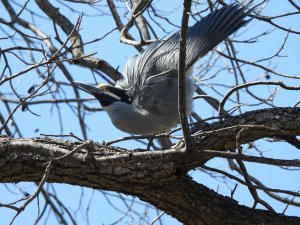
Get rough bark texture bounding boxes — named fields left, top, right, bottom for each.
left=1, top=107, right=300, bottom=224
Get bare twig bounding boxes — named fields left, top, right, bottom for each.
left=178, top=0, right=193, bottom=149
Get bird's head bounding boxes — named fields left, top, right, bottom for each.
left=73, top=81, right=132, bottom=107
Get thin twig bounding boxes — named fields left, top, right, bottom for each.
left=178, top=0, right=193, bottom=149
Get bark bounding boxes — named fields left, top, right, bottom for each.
left=1, top=107, right=300, bottom=224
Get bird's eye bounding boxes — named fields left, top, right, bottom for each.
left=98, top=84, right=110, bottom=91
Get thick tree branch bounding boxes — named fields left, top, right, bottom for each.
left=192, top=107, right=300, bottom=152
left=1, top=107, right=300, bottom=224
left=140, top=178, right=300, bottom=225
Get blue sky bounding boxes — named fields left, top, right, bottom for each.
left=1, top=0, right=300, bottom=224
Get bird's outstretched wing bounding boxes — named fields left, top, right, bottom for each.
left=117, top=3, right=254, bottom=111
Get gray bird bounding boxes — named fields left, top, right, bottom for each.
left=74, top=3, right=253, bottom=135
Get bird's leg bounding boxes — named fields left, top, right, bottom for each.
left=146, top=137, right=155, bottom=150
left=171, top=140, right=185, bottom=150
left=156, top=136, right=173, bottom=150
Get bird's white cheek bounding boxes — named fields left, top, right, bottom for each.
left=106, top=92, right=121, bottom=101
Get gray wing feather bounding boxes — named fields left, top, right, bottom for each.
left=136, top=70, right=179, bottom=114
left=117, top=3, right=253, bottom=110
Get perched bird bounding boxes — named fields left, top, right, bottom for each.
left=74, top=3, right=253, bottom=135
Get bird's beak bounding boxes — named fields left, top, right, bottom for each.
left=73, top=81, right=103, bottom=96
left=73, top=81, right=130, bottom=107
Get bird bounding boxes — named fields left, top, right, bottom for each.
left=74, top=3, right=254, bottom=135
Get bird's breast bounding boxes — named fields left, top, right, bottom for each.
left=103, top=102, right=179, bottom=135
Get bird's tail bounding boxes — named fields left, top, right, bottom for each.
left=185, top=3, right=256, bottom=70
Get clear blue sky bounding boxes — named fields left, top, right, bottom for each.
left=1, top=0, right=300, bottom=224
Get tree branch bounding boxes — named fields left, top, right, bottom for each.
left=1, top=107, right=300, bottom=224
left=35, top=0, right=122, bottom=81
